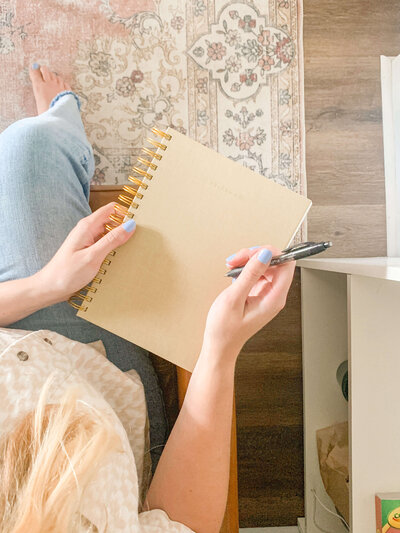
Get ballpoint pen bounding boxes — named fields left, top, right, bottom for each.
left=225, top=241, right=333, bottom=278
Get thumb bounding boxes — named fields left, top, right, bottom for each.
left=90, top=218, right=136, bottom=258
left=232, top=248, right=272, bottom=300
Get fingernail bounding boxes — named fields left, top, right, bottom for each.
left=250, top=246, right=261, bottom=250
left=32, top=62, right=40, bottom=70
left=122, top=219, right=136, bottom=232
left=258, top=249, right=272, bottom=264
left=226, top=253, right=236, bottom=262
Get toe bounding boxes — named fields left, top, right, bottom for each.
left=29, top=63, right=43, bottom=84
left=40, top=65, right=53, bottom=82
left=56, top=75, right=71, bottom=91
left=57, top=76, right=68, bottom=92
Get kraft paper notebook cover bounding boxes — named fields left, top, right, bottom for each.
left=74, top=127, right=311, bottom=372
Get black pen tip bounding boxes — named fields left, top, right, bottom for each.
left=323, top=241, right=333, bottom=248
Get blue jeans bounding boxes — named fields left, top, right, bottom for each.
left=0, top=91, right=167, bottom=471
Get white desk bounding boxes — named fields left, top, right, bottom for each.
left=298, top=257, right=400, bottom=532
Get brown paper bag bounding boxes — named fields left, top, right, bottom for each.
left=316, top=421, right=349, bottom=524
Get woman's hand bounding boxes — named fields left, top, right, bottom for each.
left=36, top=202, right=136, bottom=303
left=202, top=245, right=296, bottom=363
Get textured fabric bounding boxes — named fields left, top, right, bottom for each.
left=0, top=327, right=194, bottom=532
left=0, top=92, right=168, bottom=471
left=0, top=0, right=306, bottom=242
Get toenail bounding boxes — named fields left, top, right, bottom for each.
left=32, top=63, right=40, bottom=70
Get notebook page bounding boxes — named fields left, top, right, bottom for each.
left=79, top=128, right=311, bottom=371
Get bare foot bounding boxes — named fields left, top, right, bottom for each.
left=29, top=63, right=72, bottom=115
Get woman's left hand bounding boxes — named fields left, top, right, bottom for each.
left=36, top=202, right=136, bottom=303
left=201, top=245, right=296, bottom=362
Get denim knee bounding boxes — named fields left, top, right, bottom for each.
left=1, top=116, right=40, bottom=147
left=1, top=116, right=59, bottom=161
left=2, top=114, right=93, bottom=174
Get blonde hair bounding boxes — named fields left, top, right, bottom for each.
left=0, top=378, right=120, bottom=533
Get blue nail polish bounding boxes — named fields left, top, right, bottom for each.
left=258, top=249, right=272, bottom=264
left=122, top=219, right=136, bottom=232
left=250, top=246, right=261, bottom=250
left=32, top=63, right=40, bottom=70
left=226, top=253, right=236, bottom=262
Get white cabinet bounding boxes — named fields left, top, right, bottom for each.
left=298, top=257, right=400, bottom=533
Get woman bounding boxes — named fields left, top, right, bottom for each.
left=0, top=64, right=296, bottom=532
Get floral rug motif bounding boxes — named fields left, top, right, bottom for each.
left=0, top=0, right=306, bottom=237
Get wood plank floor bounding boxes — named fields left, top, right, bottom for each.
left=235, top=0, right=400, bottom=527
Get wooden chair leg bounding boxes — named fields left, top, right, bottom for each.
left=177, top=367, right=239, bottom=533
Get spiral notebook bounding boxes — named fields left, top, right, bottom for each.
left=71, top=127, right=311, bottom=372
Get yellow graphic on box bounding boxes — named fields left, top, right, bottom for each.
left=382, top=507, right=400, bottom=532
left=389, top=508, right=400, bottom=529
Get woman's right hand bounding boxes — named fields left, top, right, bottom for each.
left=201, top=245, right=296, bottom=364
left=36, top=202, right=136, bottom=304
left=0, top=204, right=136, bottom=328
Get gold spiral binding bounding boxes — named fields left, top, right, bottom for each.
left=128, top=176, right=148, bottom=190
left=116, top=195, right=131, bottom=207
left=69, top=127, right=171, bottom=313
left=114, top=203, right=131, bottom=218
left=123, top=185, right=143, bottom=200
left=142, top=147, right=162, bottom=160
left=109, top=213, right=124, bottom=225
left=118, top=194, right=139, bottom=209
left=146, top=137, right=167, bottom=151
left=151, top=127, right=172, bottom=140
left=68, top=291, right=92, bottom=311
left=69, top=295, right=88, bottom=311
left=137, top=157, right=158, bottom=170
left=132, top=166, right=153, bottom=180
left=84, top=285, right=97, bottom=293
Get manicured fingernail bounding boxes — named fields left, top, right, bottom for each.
left=250, top=246, right=261, bottom=250
left=258, top=249, right=272, bottom=264
left=122, top=219, right=136, bottom=232
left=32, top=62, right=40, bottom=70
left=226, top=253, right=236, bottom=262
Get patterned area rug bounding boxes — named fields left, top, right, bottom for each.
left=0, top=0, right=306, bottom=235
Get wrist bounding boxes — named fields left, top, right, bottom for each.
left=30, top=269, right=65, bottom=306
left=197, top=340, right=240, bottom=370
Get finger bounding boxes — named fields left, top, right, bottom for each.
left=231, top=247, right=273, bottom=302
left=67, top=203, right=118, bottom=249
left=269, top=260, right=296, bottom=302
left=243, top=261, right=296, bottom=326
left=253, top=260, right=295, bottom=315
left=226, top=247, right=258, bottom=267
left=226, top=245, right=282, bottom=268
left=90, top=218, right=136, bottom=258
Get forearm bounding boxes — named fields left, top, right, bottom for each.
left=145, top=345, right=238, bottom=533
left=0, top=271, right=61, bottom=327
